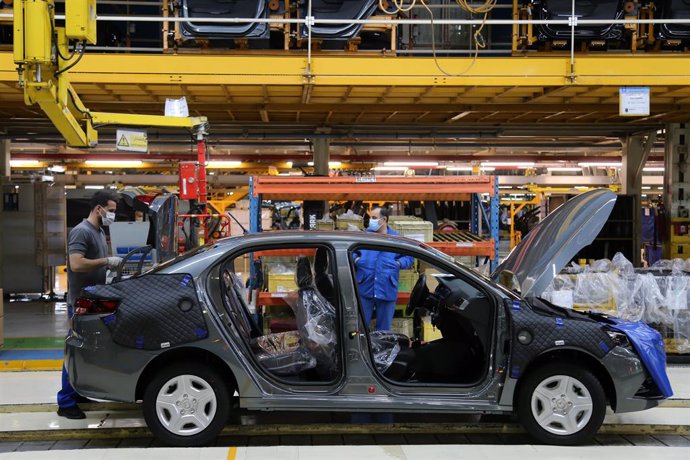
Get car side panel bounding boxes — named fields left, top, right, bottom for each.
left=507, top=302, right=615, bottom=380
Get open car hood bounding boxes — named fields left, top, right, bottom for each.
left=491, top=189, right=617, bottom=297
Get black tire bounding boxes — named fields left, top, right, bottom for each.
left=143, top=362, right=231, bottom=447
left=517, top=363, right=606, bottom=445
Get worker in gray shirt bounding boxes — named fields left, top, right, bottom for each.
left=57, top=190, right=123, bottom=419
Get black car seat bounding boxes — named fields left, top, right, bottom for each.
left=314, top=247, right=335, bottom=304
left=294, top=257, right=338, bottom=380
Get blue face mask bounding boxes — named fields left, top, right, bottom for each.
left=368, top=217, right=382, bottom=232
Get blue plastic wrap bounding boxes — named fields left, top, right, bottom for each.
left=608, top=318, right=673, bottom=398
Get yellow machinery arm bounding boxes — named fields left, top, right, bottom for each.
left=13, top=0, right=207, bottom=147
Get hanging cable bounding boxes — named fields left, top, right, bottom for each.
left=420, top=0, right=489, bottom=77
left=454, top=0, right=498, bottom=15
left=380, top=0, right=418, bottom=14
left=54, top=43, right=86, bottom=77
left=379, top=1, right=497, bottom=77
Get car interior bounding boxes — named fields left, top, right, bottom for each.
left=353, top=250, right=494, bottom=386
left=219, top=247, right=341, bottom=383
left=217, top=245, right=493, bottom=386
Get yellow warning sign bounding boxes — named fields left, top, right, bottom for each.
left=116, top=129, right=148, bottom=152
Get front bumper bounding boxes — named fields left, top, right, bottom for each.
left=602, top=346, right=663, bottom=413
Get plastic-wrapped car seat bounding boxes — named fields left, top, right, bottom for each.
left=293, top=257, right=339, bottom=379
left=223, top=270, right=316, bottom=376
left=251, top=331, right=317, bottom=376
left=314, top=247, right=335, bottom=304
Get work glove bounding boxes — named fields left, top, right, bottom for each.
left=106, top=256, right=123, bottom=270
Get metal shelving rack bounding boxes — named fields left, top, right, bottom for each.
left=248, top=175, right=499, bottom=271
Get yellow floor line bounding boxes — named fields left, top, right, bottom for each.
left=0, top=360, right=63, bottom=371
left=227, top=447, right=237, bottom=460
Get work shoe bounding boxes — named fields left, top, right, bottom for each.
left=57, top=405, right=86, bottom=420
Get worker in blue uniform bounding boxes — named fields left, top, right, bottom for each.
left=353, top=206, right=414, bottom=331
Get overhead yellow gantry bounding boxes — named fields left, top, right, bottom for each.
left=12, top=0, right=207, bottom=148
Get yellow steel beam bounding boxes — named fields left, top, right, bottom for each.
left=90, top=112, right=207, bottom=129
left=3, top=53, right=690, bottom=87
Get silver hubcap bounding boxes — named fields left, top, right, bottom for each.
left=531, top=375, right=593, bottom=436
left=155, top=374, right=217, bottom=436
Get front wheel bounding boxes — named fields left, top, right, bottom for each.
left=517, top=363, right=606, bottom=445
left=143, top=362, right=231, bottom=447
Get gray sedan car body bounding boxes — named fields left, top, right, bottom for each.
left=66, top=189, right=672, bottom=447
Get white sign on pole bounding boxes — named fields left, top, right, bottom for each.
left=619, top=87, right=650, bottom=116
left=116, top=129, right=148, bottom=153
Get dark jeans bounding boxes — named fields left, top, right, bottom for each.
left=57, top=304, right=78, bottom=408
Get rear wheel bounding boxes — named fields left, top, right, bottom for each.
left=143, top=362, right=231, bottom=447
left=517, top=363, right=606, bottom=445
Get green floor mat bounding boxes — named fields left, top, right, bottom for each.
left=2, top=337, right=64, bottom=349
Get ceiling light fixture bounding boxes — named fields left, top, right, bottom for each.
left=446, top=166, right=473, bottom=171
left=547, top=167, right=582, bottom=172
left=206, top=161, right=242, bottom=168
left=85, top=160, right=144, bottom=167
left=643, top=167, right=664, bottom=172
left=9, top=160, right=40, bottom=167
left=384, top=161, right=439, bottom=167
left=371, top=166, right=408, bottom=171
left=578, top=162, right=622, bottom=168
left=481, top=162, right=535, bottom=168
left=307, top=161, right=342, bottom=167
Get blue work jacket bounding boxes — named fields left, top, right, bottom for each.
left=353, top=227, right=415, bottom=301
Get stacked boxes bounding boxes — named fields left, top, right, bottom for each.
left=397, top=269, right=418, bottom=292
left=390, top=220, right=434, bottom=242
left=391, top=317, right=413, bottom=338
left=335, top=215, right=364, bottom=230
left=316, top=220, right=335, bottom=230
left=422, top=316, right=442, bottom=341
left=670, top=218, right=690, bottom=259
left=267, top=273, right=298, bottom=293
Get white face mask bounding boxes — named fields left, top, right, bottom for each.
left=101, top=210, right=116, bottom=226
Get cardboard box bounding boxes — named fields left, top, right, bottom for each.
left=422, top=316, right=443, bottom=342
left=267, top=273, right=298, bottom=293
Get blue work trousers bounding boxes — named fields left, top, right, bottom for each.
left=57, top=304, right=78, bottom=408
left=360, top=297, right=396, bottom=331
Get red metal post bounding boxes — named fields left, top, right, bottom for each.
left=196, top=135, right=207, bottom=204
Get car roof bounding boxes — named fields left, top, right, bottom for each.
left=155, top=230, right=430, bottom=276
left=213, top=230, right=427, bottom=249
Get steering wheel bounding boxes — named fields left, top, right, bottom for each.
left=406, top=273, right=428, bottom=316
left=113, top=245, right=153, bottom=283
